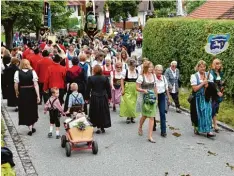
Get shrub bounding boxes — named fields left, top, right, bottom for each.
left=143, top=18, right=234, bottom=98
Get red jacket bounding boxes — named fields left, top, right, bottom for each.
left=22, top=48, right=33, bottom=59
left=40, top=42, right=46, bottom=51
left=59, top=44, right=66, bottom=53
left=36, top=57, right=53, bottom=83
left=29, top=54, right=42, bottom=70
left=43, top=63, right=66, bottom=91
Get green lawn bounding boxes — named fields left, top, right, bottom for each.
left=1, top=33, right=5, bottom=42
left=178, top=88, right=234, bottom=128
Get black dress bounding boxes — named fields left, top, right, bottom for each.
left=86, top=75, right=111, bottom=129
left=18, top=70, right=39, bottom=126
left=4, top=64, right=19, bottom=107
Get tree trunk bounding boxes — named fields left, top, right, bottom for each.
left=3, top=21, right=14, bottom=49
left=123, top=20, right=126, bottom=30
left=36, top=27, right=40, bottom=41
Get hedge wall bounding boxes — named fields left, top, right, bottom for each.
left=143, top=18, right=234, bottom=98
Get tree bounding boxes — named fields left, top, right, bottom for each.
left=1, top=1, right=36, bottom=49
left=185, top=0, right=206, bottom=14
left=106, top=1, right=139, bottom=30
left=14, top=1, right=71, bottom=40
left=153, top=1, right=176, bottom=18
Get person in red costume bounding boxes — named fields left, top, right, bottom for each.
left=36, top=50, right=53, bottom=104
left=28, top=47, right=42, bottom=70
left=22, top=43, right=33, bottom=59
left=43, top=54, right=66, bottom=105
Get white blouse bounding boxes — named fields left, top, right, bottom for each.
left=190, top=72, right=213, bottom=86
left=121, top=69, right=138, bottom=79
left=110, top=71, right=122, bottom=80
left=155, top=75, right=168, bottom=94
left=14, top=69, right=38, bottom=83
left=136, top=74, right=156, bottom=88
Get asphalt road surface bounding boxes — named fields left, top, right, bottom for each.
left=2, top=49, right=234, bottom=176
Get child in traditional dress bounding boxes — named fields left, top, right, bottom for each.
left=66, top=83, right=85, bottom=115
left=44, top=88, right=66, bottom=139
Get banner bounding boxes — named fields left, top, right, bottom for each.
left=205, top=34, right=230, bottom=56
left=84, top=0, right=98, bottom=40
left=44, top=2, right=50, bottom=27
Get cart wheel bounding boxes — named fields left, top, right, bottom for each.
left=65, top=142, right=71, bottom=157
left=92, top=141, right=98, bottom=154
left=61, top=135, right=66, bottom=148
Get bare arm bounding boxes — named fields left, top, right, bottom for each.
left=192, top=81, right=207, bottom=92
left=14, top=83, right=19, bottom=98
left=34, top=81, right=40, bottom=103
left=121, top=78, right=125, bottom=95
left=136, top=82, right=147, bottom=93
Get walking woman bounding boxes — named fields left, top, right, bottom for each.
left=190, top=60, right=216, bottom=138
left=120, top=50, right=129, bottom=70
left=136, top=61, right=157, bottom=143
left=102, top=57, right=114, bottom=81
left=120, top=59, right=139, bottom=124
left=64, top=57, right=86, bottom=113
left=66, top=45, right=77, bottom=68
left=85, top=65, right=111, bottom=134
left=210, top=59, right=225, bottom=133
left=155, top=65, right=170, bottom=137
left=14, top=59, right=40, bottom=136
left=4, top=58, right=20, bottom=111
left=110, top=62, right=122, bottom=112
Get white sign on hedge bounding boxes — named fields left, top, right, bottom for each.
left=205, top=34, right=230, bottom=56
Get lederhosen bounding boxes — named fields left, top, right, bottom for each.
left=49, top=98, right=60, bottom=127
left=70, top=94, right=83, bottom=114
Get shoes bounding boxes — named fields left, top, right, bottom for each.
left=101, top=128, right=105, bottom=133
left=194, top=129, right=200, bottom=135
left=56, top=135, right=60, bottom=139
left=32, top=128, right=36, bottom=133
left=148, top=139, right=156, bottom=143
left=161, top=133, right=167, bottom=137
left=138, top=128, right=143, bottom=136
left=126, top=118, right=131, bottom=124
left=214, top=128, right=220, bottom=133
left=153, top=127, right=156, bottom=131
left=131, top=118, right=135, bottom=123
left=14, top=108, right=18, bottom=112
left=113, top=106, right=116, bottom=112
left=27, top=131, right=32, bottom=136
left=96, top=129, right=101, bottom=134
left=207, top=132, right=216, bottom=138
left=48, top=132, right=52, bottom=138
left=176, top=108, right=182, bottom=113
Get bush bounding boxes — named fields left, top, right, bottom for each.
left=143, top=18, right=234, bottom=98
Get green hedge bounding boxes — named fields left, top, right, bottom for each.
left=143, top=18, right=234, bottom=98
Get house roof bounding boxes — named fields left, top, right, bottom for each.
left=67, top=1, right=83, bottom=6
left=138, top=0, right=154, bottom=12
left=188, top=0, right=234, bottom=19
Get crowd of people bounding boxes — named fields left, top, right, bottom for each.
left=1, top=29, right=224, bottom=143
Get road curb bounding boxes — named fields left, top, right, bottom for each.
left=170, top=103, right=234, bottom=132
left=1, top=105, right=38, bottom=176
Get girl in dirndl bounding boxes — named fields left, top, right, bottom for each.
left=110, top=62, right=122, bottom=112
left=102, top=57, right=114, bottom=82
left=119, top=59, right=139, bottom=124
left=136, top=61, right=158, bottom=143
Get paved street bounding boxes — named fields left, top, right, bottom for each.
left=2, top=49, right=234, bottom=176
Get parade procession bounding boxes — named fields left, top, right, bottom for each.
left=1, top=0, right=234, bottom=176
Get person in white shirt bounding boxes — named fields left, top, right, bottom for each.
left=164, top=61, right=181, bottom=113
left=92, top=52, right=104, bottom=70
left=155, top=65, right=171, bottom=137
left=190, top=60, right=215, bottom=138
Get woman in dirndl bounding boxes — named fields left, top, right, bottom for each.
left=190, top=60, right=216, bottom=138
left=14, top=59, right=40, bottom=136
left=102, top=57, right=114, bottom=82
left=136, top=61, right=158, bottom=143
left=119, top=59, right=139, bottom=124
left=110, top=62, right=122, bottom=112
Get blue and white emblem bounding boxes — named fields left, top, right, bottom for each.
left=205, top=34, right=230, bottom=55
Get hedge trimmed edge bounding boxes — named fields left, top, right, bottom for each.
left=143, top=18, right=234, bottom=98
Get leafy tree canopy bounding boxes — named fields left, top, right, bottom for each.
left=185, top=0, right=206, bottom=14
